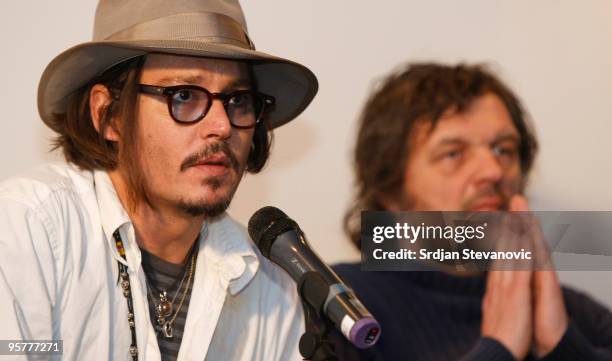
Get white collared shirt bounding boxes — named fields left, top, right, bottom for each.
left=0, top=162, right=304, bottom=361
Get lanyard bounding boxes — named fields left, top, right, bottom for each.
left=113, top=230, right=139, bottom=361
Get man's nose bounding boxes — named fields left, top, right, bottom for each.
left=473, top=148, right=504, bottom=183
left=197, top=100, right=232, bottom=140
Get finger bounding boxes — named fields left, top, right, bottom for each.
left=509, top=194, right=530, bottom=212
left=485, top=270, right=508, bottom=300
left=508, top=194, right=543, bottom=271
left=534, top=269, right=560, bottom=295
left=509, top=198, right=553, bottom=271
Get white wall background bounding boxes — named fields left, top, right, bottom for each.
left=1, top=1, right=610, bottom=307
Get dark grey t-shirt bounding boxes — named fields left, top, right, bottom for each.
left=141, top=249, right=195, bottom=361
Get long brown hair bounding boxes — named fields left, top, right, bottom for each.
left=344, top=63, right=538, bottom=248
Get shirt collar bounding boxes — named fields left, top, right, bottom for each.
left=94, top=170, right=132, bottom=263
left=199, top=214, right=260, bottom=295
left=93, top=169, right=259, bottom=294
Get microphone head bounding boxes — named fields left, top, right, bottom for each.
left=248, top=206, right=299, bottom=258
left=248, top=206, right=288, bottom=244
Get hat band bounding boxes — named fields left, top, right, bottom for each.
left=103, top=12, right=255, bottom=50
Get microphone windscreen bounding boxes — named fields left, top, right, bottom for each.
left=248, top=206, right=300, bottom=258
left=248, top=206, right=287, bottom=243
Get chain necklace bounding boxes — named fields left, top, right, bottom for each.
left=145, top=252, right=195, bottom=339
left=145, top=269, right=186, bottom=327
left=113, top=230, right=197, bottom=360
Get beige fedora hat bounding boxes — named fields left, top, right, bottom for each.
left=38, top=0, right=318, bottom=131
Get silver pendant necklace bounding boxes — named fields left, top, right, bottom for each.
left=146, top=252, right=195, bottom=339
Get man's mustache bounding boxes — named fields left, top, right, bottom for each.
left=466, top=185, right=512, bottom=210
left=180, top=141, right=240, bottom=173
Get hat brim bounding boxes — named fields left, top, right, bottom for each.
left=38, top=39, right=318, bottom=131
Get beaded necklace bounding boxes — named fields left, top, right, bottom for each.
left=113, top=230, right=139, bottom=361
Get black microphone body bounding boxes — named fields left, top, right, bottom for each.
left=248, top=207, right=380, bottom=349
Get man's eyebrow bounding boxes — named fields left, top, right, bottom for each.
left=491, top=133, right=520, bottom=144
left=154, top=75, right=204, bottom=85
left=149, top=75, right=251, bottom=90
left=222, top=78, right=252, bottom=91
left=432, top=137, right=467, bottom=147
left=432, top=132, right=520, bottom=148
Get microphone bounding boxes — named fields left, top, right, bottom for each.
left=248, top=206, right=381, bottom=349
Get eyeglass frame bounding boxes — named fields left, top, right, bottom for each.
left=137, top=84, right=275, bottom=129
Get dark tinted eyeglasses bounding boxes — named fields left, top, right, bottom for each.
left=138, top=84, right=275, bottom=129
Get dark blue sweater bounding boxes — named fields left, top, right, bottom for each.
left=331, top=263, right=612, bottom=361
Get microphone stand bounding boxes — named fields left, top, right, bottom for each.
left=298, top=272, right=339, bottom=361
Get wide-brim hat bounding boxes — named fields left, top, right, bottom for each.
left=38, top=0, right=318, bottom=131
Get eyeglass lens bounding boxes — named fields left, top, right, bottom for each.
left=171, top=88, right=260, bottom=126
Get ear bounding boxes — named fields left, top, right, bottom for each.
left=89, top=84, right=120, bottom=141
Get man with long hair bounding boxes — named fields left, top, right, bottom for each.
left=0, top=1, right=317, bottom=360
left=335, top=63, right=612, bottom=360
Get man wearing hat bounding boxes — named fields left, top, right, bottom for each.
left=0, top=1, right=317, bottom=360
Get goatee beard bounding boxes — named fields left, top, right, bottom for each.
left=177, top=141, right=244, bottom=218
left=177, top=175, right=240, bottom=218
left=178, top=195, right=233, bottom=218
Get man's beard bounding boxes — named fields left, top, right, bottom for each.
left=177, top=185, right=236, bottom=218
left=176, top=141, right=244, bottom=218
